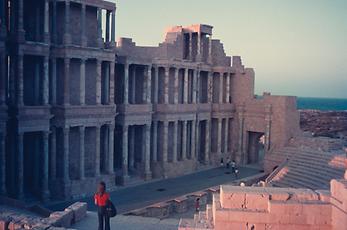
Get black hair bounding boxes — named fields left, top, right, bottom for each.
left=99, top=181, right=106, bottom=190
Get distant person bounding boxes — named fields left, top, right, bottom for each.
left=231, top=160, right=236, bottom=173
left=195, top=198, right=200, bottom=212
left=220, top=158, right=224, bottom=167
left=94, top=181, right=111, bottom=230
left=226, top=157, right=231, bottom=169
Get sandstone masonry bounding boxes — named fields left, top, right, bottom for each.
left=0, top=0, right=300, bottom=201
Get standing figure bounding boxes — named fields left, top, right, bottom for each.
left=94, top=182, right=111, bottom=230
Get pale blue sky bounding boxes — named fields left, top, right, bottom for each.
left=112, top=0, right=347, bottom=98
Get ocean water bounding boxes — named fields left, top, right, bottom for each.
left=297, top=97, right=347, bottom=111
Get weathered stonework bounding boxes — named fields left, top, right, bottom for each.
left=0, top=0, right=300, bottom=201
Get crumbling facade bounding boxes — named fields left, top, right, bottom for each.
left=0, top=0, right=300, bottom=201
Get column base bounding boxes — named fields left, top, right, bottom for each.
left=144, top=171, right=152, bottom=181
left=63, top=34, right=71, bottom=45
left=41, top=190, right=50, bottom=202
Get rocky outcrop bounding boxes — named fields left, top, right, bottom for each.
left=300, top=110, right=347, bottom=138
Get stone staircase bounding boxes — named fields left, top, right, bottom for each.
left=268, top=146, right=346, bottom=190
left=179, top=204, right=214, bottom=230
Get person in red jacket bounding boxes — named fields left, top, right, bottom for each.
left=94, top=182, right=110, bottom=230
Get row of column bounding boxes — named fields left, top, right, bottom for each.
left=62, top=1, right=116, bottom=47
left=123, top=64, right=233, bottom=105
left=15, top=55, right=49, bottom=106
left=124, top=65, right=220, bottom=105
left=51, top=58, right=115, bottom=106
left=128, top=66, right=151, bottom=104
left=15, top=131, right=50, bottom=200
left=187, top=32, right=213, bottom=63
left=121, top=119, right=213, bottom=177
left=122, top=124, right=151, bottom=178
left=50, top=125, right=115, bottom=184
left=216, top=118, right=230, bottom=155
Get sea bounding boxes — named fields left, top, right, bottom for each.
left=297, top=97, right=347, bottom=111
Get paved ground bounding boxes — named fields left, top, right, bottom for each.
left=73, top=212, right=180, bottom=230
left=48, top=166, right=260, bottom=214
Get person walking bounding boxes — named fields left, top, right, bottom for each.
left=94, top=181, right=111, bottom=230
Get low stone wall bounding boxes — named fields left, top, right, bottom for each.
left=126, top=173, right=266, bottom=219
left=0, top=202, right=87, bottom=230
left=289, top=135, right=346, bottom=152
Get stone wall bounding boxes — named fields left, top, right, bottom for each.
left=0, top=202, right=87, bottom=230
left=179, top=168, right=347, bottom=230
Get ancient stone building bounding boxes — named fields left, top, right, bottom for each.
left=0, top=0, right=300, bottom=201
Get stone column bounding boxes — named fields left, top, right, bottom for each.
left=162, top=121, right=168, bottom=162
left=188, top=32, right=192, bottom=60
left=183, top=69, right=189, bottom=104
left=192, top=70, right=197, bottom=104
left=226, top=73, right=230, bottom=103
left=50, top=128, right=56, bottom=180
left=96, top=60, right=102, bottom=105
left=265, top=105, right=272, bottom=151
left=172, top=121, right=178, bottom=162
left=224, top=119, right=229, bottom=154
left=173, top=68, right=179, bottom=104
left=63, top=58, right=70, bottom=106
left=129, top=126, right=135, bottom=169
left=51, top=58, right=57, bottom=105
left=81, top=3, right=87, bottom=46
left=0, top=132, right=6, bottom=195
left=217, top=118, right=222, bottom=155
left=108, top=124, right=115, bottom=174
left=122, top=125, right=129, bottom=176
left=111, top=10, right=116, bottom=46
left=43, top=56, right=49, bottom=105
left=63, top=128, right=70, bottom=183
left=147, top=66, right=152, bottom=103
left=131, top=66, right=136, bottom=104
left=164, top=67, right=169, bottom=104
left=196, top=120, right=200, bottom=160
left=17, top=0, right=25, bottom=40
left=204, top=120, right=210, bottom=164
left=191, top=120, right=196, bottom=159
left=182, top=121, right=187, bottom=160
left=109, top=62, right=115, bottom=104
left=207, top=72, right=213, bottom=104
left=95, top=126, right=101, bottom=176
left=17, top=54, right=24, bottom=106
left=105, top=11, right=110, bottom=43
left=153, top=67, right=159, bottom=104
left=144, top=125, right=152, bottom=180
left=208, top=35, right=213, bottom=64
left=79, top=126, right=85, bottom=180
left=79, top=59, right=86, bottom=105
left=52, top=0, right=57, bottom=43
left=97, top=8, right=103, bottom=48
left=145, top=66, right=152, bottom=104
left=0, top=53, right=6, bottom=105
left=63, top=0, right=71, bottom=45
left=219, top=73, right=224, bottom=103
left=42, top=132, right=50, bottom=200
left=152, top=122, right=158, bottom=162
left=124, top=64, right=129, bottom=104
left=44, top=0, right=50, bottom=43
left=196, top=70, right=200, bottom=103
left=237, top=106, right=245, bottom=164
left=17, top=133, right=24, bottom=199
left=196, top=32, right=201, bottom=61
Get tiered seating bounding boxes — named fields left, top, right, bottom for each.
left=179, top=204, right=214, bottom=230
left=269, top=146, right=346, bottom=190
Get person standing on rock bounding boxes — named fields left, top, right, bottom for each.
left=94, top=181, right=111, bottom=230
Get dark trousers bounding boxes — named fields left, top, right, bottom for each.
left=97, top=206, right=110, bottom=230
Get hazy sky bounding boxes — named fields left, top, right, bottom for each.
left=113, top=0, right=347, bottom=99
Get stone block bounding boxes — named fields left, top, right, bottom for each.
left=172, top=197, right=189, bottom=213
left=0, top=216, right=11, bottom=230
left=48, top=210, right=74, bottom=228
left=64, top=202, right=87, bottom=223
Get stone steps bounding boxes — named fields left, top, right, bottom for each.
left=269, top=146, right=346, bottom=190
